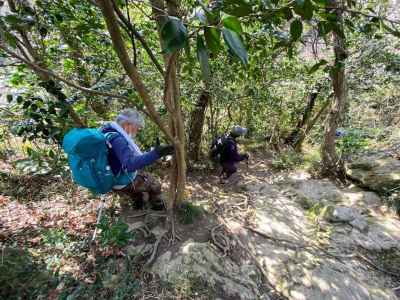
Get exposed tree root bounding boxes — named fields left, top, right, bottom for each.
left=355, top=252, right=400, bottom=278
left=211, top=224, right=230, bottom=256
left=217, top=217, right=270, bottom=285
left=144, top=230, right=166, bottom=268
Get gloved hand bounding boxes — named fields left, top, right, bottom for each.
left=155, top=144, right=174, bottom=157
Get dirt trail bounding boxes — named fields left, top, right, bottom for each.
left=148, top=155, right=400, bottom=299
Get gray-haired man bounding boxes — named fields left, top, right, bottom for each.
left=101, top=109, right=174, bottom=210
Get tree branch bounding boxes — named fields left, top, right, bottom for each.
left=96, top=0, right=173, bottom=142
left=0, top=45, right=143, bottom=105
left=324, top=7, right=400, bottom=26
left=111, top=0, right=165, bottom=75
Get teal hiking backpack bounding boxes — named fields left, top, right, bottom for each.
left=62, top=128, right=115, bottom=194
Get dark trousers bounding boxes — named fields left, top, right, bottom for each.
left=114, top=173, right=164, bottom=210
left=220, top=161, right=237, bottom=179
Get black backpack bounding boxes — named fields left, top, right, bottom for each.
left=210, top=134, right=229, bottom=163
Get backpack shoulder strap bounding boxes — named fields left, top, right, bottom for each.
left=103, top=131, right=119, bottom=148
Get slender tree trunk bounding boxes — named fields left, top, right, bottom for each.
left=286, top=83, right=322, bottom=149
left=321, top=0, right=347, bottom=176
left=188, top=89, right=211, bottom=161
left=99, top=0, right=186, bottom=220
left=294, top=99, right=330, bottom=151
left=150, top=0, right=186, bottom=206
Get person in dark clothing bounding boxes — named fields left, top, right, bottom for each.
left=101, top=109, right=174, bottom=210
left=219, top=126, right=249, bottom=181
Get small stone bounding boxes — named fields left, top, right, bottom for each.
left=328, top=206, right=360, bottom=223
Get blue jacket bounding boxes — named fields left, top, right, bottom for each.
left=101, top=124, right=160, bottom=176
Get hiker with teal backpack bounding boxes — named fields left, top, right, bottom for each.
left=63, top=109, right=173, bottom=210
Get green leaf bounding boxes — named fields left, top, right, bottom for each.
left=196, top=36, right=211, bottom=82
left=290, top=19, right=303, bottom=41
left=222, top=14, right=243, bottom=34
left=4, top=31, right=17, bottom=48
left=4, top=14, right=21, bottom=25
left=313, top=0, right=328, bottom=6
left=160, top=17, right=188, bottom=54
left=280, top=7, right=293, bottom=21
left=204, top=27, right=221, bottom=54
left=293, top=0, right=313, bottom=20
left=223, top=0, right=253, bottom=17
left=296, top=0, right=305, bottom=7
left=304, top=0, right=314, bottom=19
left=222, top=28, right=248, bottom=65
left=4, top=14, right=35, bottom=28
left=317, top=21, right=332, bottom=36
left=308, top=59, right=328, bottom=74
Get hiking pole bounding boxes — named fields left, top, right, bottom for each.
left=91, top=195, right=106, bottom=243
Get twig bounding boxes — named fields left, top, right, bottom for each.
left=245, top=226, right=304, bottom=246
left=127, top=212, right=148, bottom=218
left=111, top=0, right=164, bottom=75
left=144, top=230, right=166, bottom=267
left=0, top=107, right=17, bottom=116
left=0, top=45, right=143, bottom=107
left=91, top=196, right=106, bottom=243
left=323, top=7, right=400, bottom=26
left=245, top=225, right=348, bottom=263
left=355, top=252, right=400, bottom=278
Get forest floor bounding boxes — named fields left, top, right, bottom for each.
left=0, top=150, right=400, bottom=299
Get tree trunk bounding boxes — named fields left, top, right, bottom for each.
left=321, top=0, right=347, bottom=177
left=294, top=99, right=330, bottom=151
left=188, top=89, right=211, bottom=161
left=286, top=83, right=322, bottom=149
left=98, top=0, right=186, bottom=216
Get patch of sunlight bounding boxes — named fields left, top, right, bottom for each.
left=290, top=290, right=306, bottom=300
left=288, top=171, right=311, bottom=180
left=372, top=218, right=400, bottom=236
left=182, top=242, right=195, bottom=254
left=390, top=173, right=400, bottom=180
left=255, top=212, right=297, bottom=240
left=342, top=192, right=363, bottom=205
left=313, top=276, right=330, bottom=291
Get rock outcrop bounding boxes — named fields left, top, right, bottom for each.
left=345, top=156, right=400, bottom=193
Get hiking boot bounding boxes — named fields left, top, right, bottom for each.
left=132, top=198, right=144, bottom=210
left=149, top=194, right=166, bottom=211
